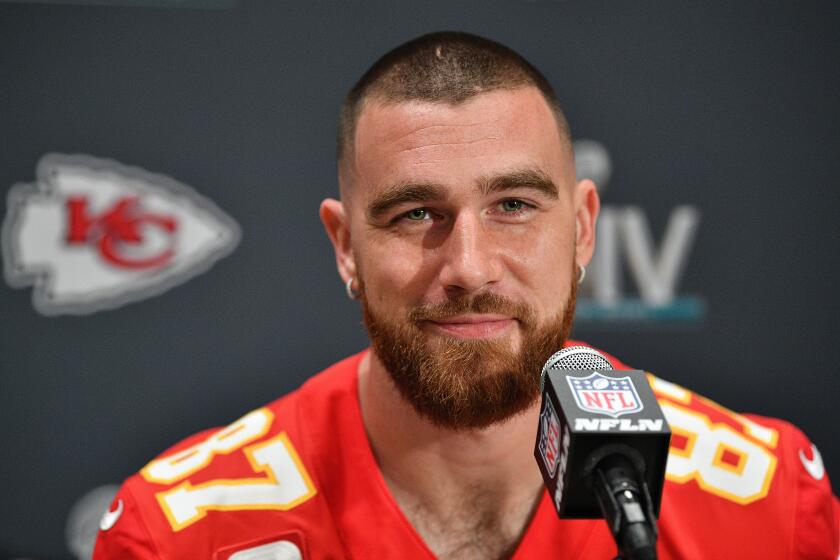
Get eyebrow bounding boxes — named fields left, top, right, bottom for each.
left=367, top=182, right=447, bottom=222
left=479, top=168, right=559, bottom=199
left=365, top=167, right=559, bottom=222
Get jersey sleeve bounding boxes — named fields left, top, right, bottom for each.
left=90, top=403, right=345, bottom=559
left=771, top=419, right=840, bottom=559
left=92, top=428, right=220, bottom=559
left=647, top=372, right=838, bottom=559
left=93, top=483, right=161, bottom=560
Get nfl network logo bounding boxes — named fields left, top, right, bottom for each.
left=567, top=372, right=643, bottom=418
left=538, top=397, right=561, bottom=476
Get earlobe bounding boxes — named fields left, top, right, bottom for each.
left=573, top=179, right=600, bottom=267
left=319, top=198, right=357, bottom=284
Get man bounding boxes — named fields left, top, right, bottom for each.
left=94, top=32, right=839, bottom=559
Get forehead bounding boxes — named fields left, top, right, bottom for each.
left=349, top=87, right=573, bottom=198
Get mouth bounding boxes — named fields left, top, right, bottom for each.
left=426, top=314, right=516, bottom=339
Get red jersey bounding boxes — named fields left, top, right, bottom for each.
left=94, top=345, right=839, bottom=559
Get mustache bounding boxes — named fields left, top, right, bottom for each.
left=408, top=292, right=535, bottom=325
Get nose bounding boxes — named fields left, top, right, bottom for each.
left=437, top=212, right=502, bottom=296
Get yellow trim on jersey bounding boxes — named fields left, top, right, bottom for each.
left=662, top=401, right=778, bottom=505
left=155, top=432, right=317, bottom=532
left=647, top=373, right=779, bottom=449
left=647, top=373, right=692, bottom=404
left=141, top=408, right=275, bottom=485
left=712, top=442, right=748, bottom=477
left=668, top=425, right=697, bottom=459
left=696, top=394, right=779, bottom=449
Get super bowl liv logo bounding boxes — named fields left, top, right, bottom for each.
left=574, top=140, right=705, bottom=324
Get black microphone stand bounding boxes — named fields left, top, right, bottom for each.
left=588, top=448, right=659, bottom=560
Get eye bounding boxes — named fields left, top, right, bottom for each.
left=500, top=200, right=525, bottom=212
left=405, top=208, right=430, bottom=221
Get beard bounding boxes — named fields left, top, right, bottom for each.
left=361, top=270, right=577, bottom=430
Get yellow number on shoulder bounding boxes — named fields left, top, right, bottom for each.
left=141, top=408, right=316, bottom=531
left=648, top=375, right=779, bottom=505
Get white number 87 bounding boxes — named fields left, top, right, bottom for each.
left=141, top=408, right=316, bottom=531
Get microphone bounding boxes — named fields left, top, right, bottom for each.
left=534, top=346, right=671, bottom=560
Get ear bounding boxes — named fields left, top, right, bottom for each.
left=320, top=198, right=357, bottom=285
left=573, top=179, right=600, bottom=267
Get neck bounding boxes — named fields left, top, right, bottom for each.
left=357, top=350, right=546, bottom=520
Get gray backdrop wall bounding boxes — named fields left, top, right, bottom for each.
left=1, top=1, right=838, bottom=558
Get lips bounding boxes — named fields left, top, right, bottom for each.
left=427, top=314, right=516, bottom=338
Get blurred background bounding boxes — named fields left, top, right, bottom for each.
left=1, top=1, right=838, bottom=557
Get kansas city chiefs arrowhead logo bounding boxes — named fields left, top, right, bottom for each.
left=2, top=153, right=241, bottom=315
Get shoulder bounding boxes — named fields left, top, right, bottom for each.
left=578, top=341, right=837, bottom=558
left=93, top=351, right=366, bottom=560
left=641, top=370, right=839, bottom=559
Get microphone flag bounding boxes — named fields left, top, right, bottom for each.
left=535, top=364, right=671, bottom=518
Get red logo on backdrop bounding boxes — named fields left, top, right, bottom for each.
left=65, top=196, right=178, bottom=270
left=2, top=153, right=240, bottom=315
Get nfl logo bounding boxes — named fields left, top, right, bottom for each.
left=538, top=397, right=562, bottom=476
left=567, top=372, right=643, bottom=418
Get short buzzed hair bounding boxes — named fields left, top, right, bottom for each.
left=337, top=31, right=572, bottom=171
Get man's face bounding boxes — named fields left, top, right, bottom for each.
left=324, top=86, right=598, bottom=429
